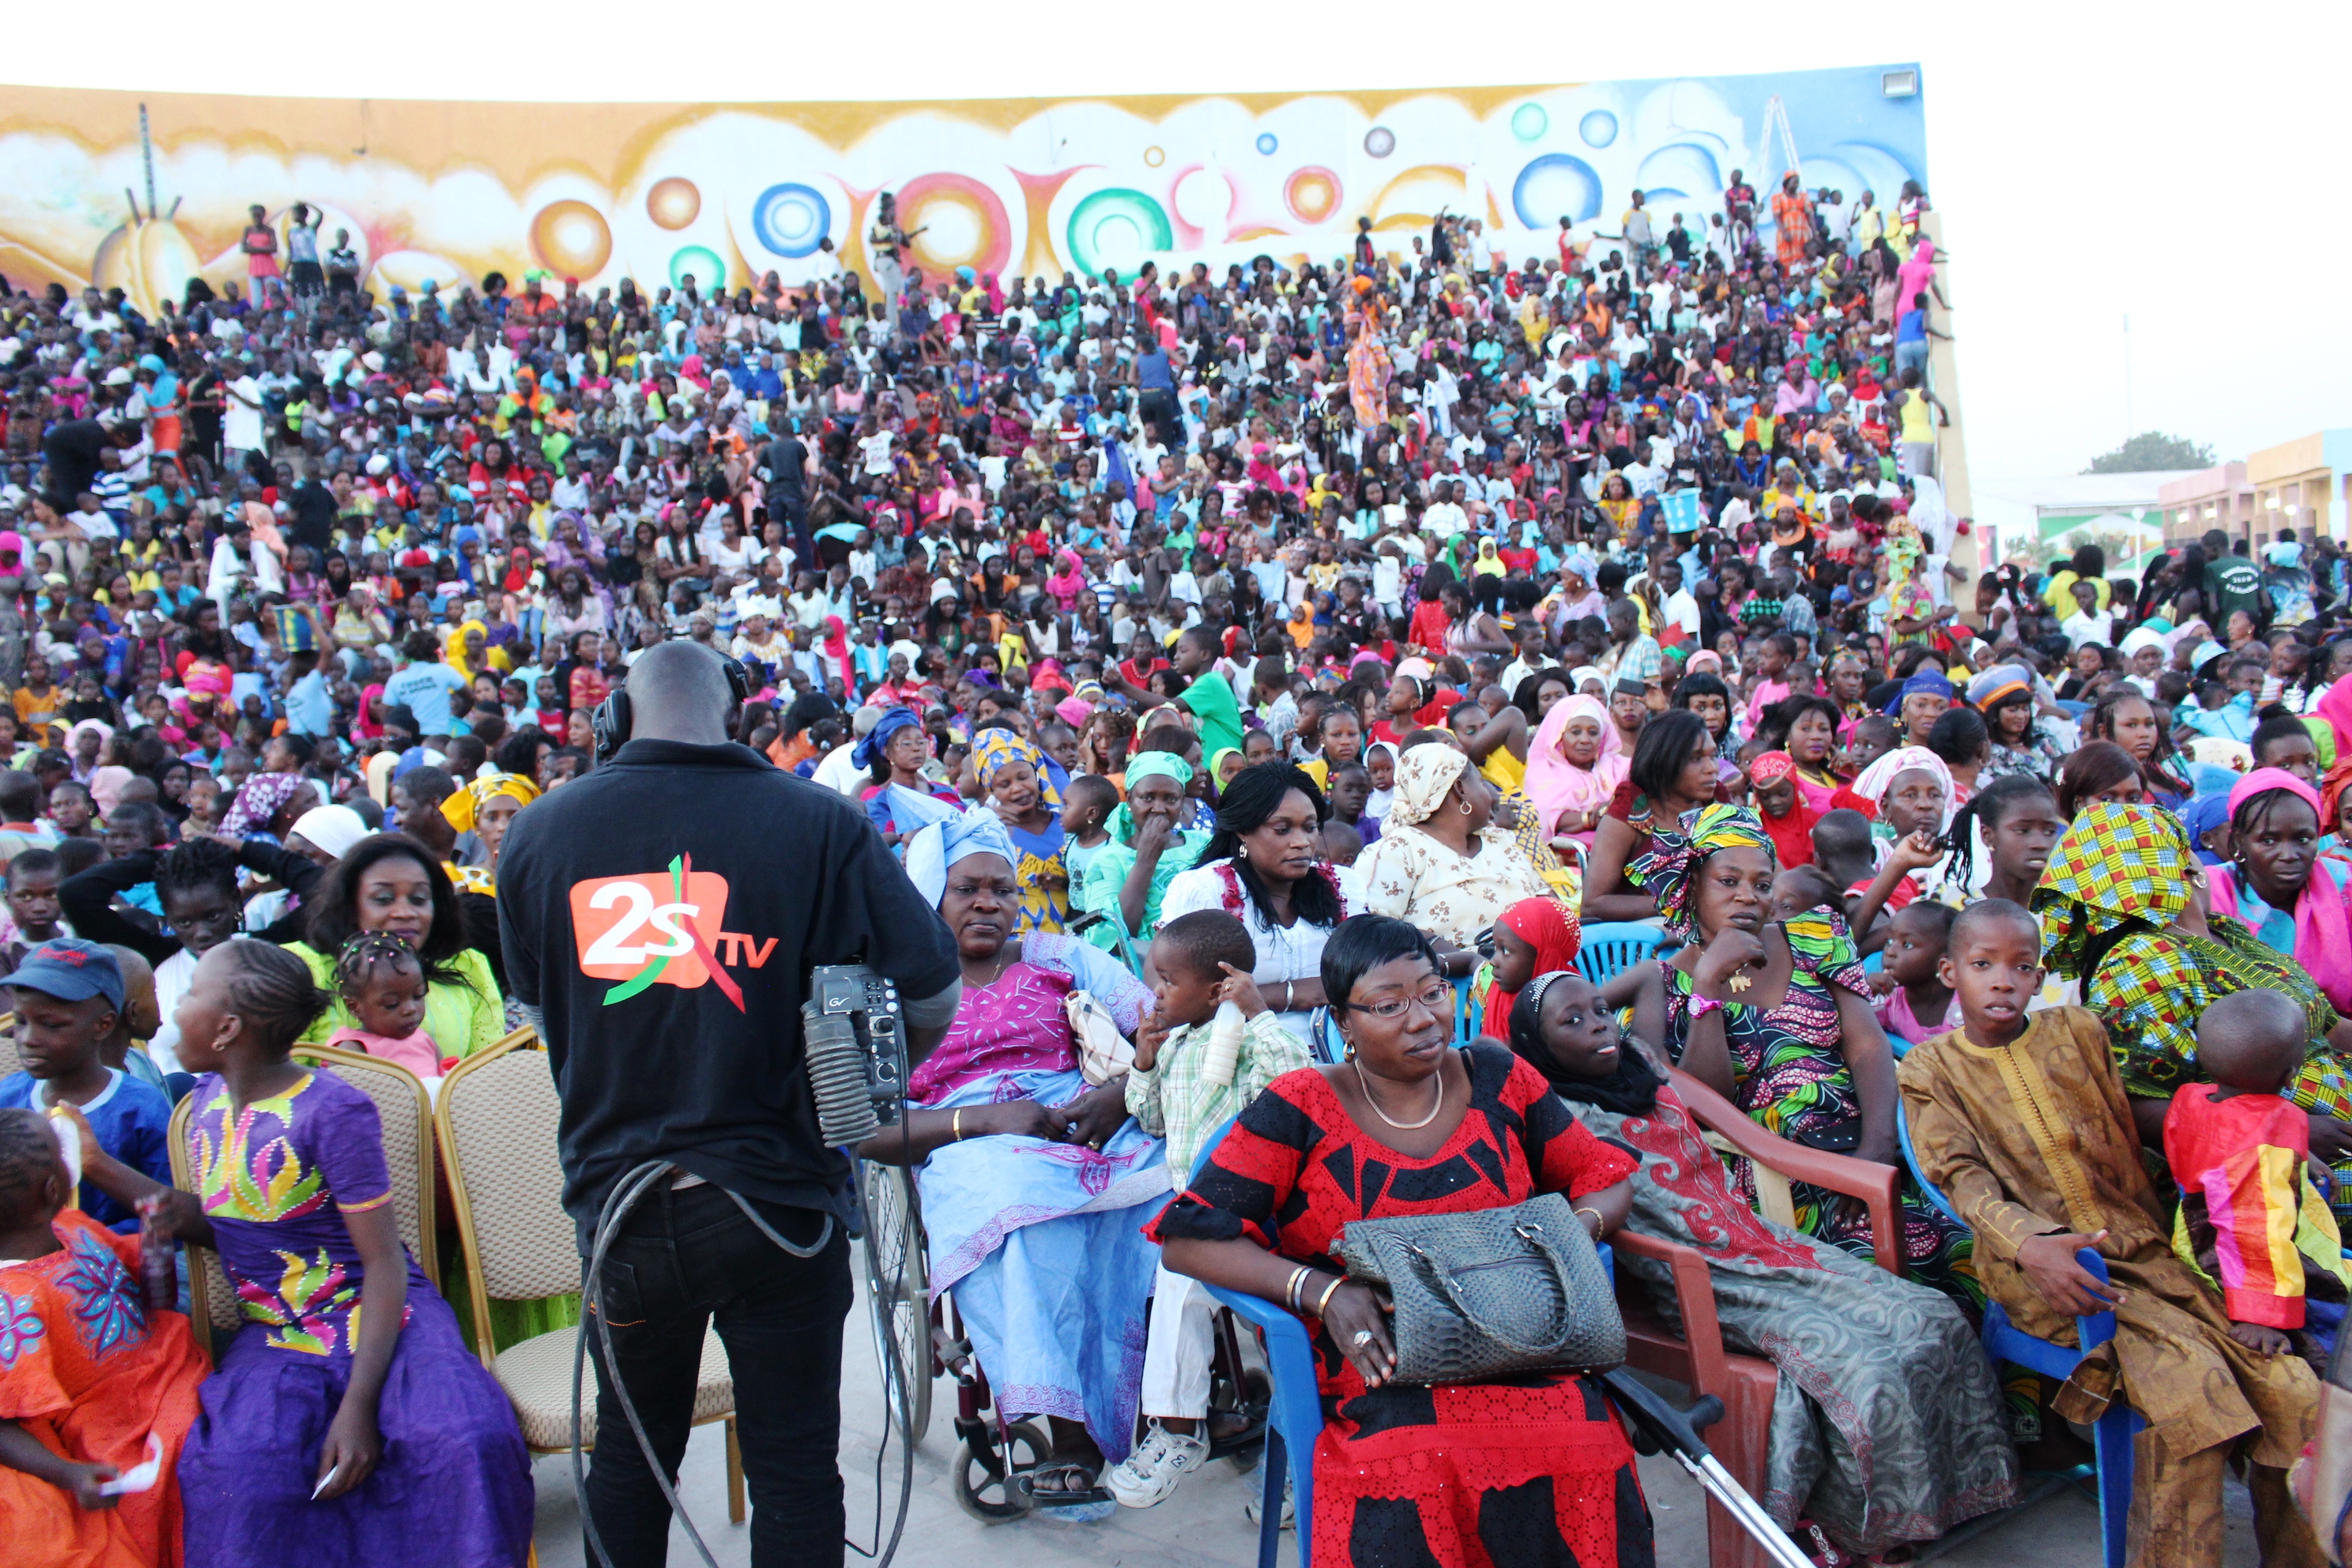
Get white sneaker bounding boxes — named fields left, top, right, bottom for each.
left=1106, top=1420, right=1209, bottom=1508
left=1241, top=1450, right=1296, bottom=1529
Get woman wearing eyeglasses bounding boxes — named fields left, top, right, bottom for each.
left=1156, top=915, right=1650, bottom=1568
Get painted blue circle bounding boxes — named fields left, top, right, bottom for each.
left=1579, top=110, right=1618, bottom=148
left=751, top=182, right=831, bottom=259
left=1513, top=154, right=1604, bottom=227
left=1255, top=132, right=1278, bottom=156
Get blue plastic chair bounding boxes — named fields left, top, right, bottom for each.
left=1574, top=921, right=1665, bottom=986
left=1897, top=1106, right=2138, bottom=1568
left=1190, top=1119, right=1324, bottom=1568
left=1181, top=1118, right=1616, bottom=1568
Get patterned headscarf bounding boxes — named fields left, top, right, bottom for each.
left=1388, top=745, right=1469, bottom=828
left=1624, top=803, right=1776, bottom=938
left=440, top=772, right=542, bottom=834
left=220, top=770, right=316, bottom=837
left=2031, top=800, right=2195, bottom=977
left=971, top=729, right=1060, bottom=808
left=1748, top=751, right=1797, bottom=785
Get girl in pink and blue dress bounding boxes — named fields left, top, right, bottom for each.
left=69, top=940, right=532, bottom=1567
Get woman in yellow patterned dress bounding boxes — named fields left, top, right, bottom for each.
left=973, top=730, right=1069, bottom=934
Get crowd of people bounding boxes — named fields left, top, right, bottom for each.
left=1, top=169, right=2347, bottom=1568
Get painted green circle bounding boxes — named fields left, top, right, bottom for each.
left=1064, top=189, right=1175, bottom=278
left=669, top=244, right=726, bottom=291
left=1512, top=103, right=1548, bottom=142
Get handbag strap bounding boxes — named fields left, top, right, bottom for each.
left=1399, top=1220, right=1583, bottom=1356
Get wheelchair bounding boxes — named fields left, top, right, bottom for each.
left=856, top=1156, right=1271, bottom=1523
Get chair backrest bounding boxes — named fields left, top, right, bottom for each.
left=1573, top=923, right=1664, bottom=986
left=436, top=1031, right=577, bottom=1362
left=1896, top=1103, right=1967, bottom=1227
left=290, top=1046, right=438, bottom=1286
left=165, top=1092, right=245, bottom=1360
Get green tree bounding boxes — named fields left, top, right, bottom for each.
left=2082, top=431, right=2215, bottom=474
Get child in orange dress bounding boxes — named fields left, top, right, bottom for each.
left=0, top=1107, right=209, bottom=1567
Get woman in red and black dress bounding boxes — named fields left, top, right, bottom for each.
left=1156, top=915, right=1652, bottom=1568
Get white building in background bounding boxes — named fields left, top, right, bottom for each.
left=1969, top=472, right=2203, bottom=582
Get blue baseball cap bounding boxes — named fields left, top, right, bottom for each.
left=8, top=938, right=125, bottom=1012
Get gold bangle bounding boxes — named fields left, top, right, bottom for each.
left=952, top=1108, right=964, bottom=1142
left=1312, top=1274, right=1346, bottom=1316
left=1575, top=1206, right=1604, bottom=1233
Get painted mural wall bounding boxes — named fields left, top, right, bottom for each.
left=0, top=67, right=1926, bottom=314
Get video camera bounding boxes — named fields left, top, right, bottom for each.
left=801, top=965, right=909, bottom=1146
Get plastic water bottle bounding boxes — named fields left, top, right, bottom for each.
left=1200, top=1000, right=1246, bottom=1087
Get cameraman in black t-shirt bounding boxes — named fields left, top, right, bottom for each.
left=498, top=640, right=961, bottom=1568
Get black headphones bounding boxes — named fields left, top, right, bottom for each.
left=591, top=649, right=754, bottom=764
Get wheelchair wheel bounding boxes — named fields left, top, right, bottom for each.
left=860, top=1161, right=932, bottom=1448
left=953, top=1418, right=1049, bottom=1522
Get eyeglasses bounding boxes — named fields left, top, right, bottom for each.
left=1340, top=983, right=1452, bottom=1022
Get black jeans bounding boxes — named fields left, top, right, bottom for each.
left=583, top=1180, right=851, bottom=1568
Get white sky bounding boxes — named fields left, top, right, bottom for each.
left=10, top=0, right=2349, bottom=500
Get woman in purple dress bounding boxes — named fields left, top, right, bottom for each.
left=67, top=940, right=532, bottom=1567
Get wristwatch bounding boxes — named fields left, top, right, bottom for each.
left=1686, top=994, right=1726, bottom=1019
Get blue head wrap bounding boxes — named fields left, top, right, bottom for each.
left=904, top=810, right=1019, bottom=907
left=1883, top=668, right=1953, bottom=717
left=2181, top=791, right=2233, bottom=865
left=853, top=706, right=921, bottom=770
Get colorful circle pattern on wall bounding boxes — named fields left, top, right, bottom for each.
left=1284, top=167, right=1341, bottom=225
left=1512, top=103, right=1549, bottom=142
left=647, top=177, right=701, bottom=231
left=1064, top=188, right=1173, bottom=278
left=669, top=244, right=726, bottom=290
left=1143, top=146, right=1166, bottom=168
left=1514, top=154, right=1604, bottom=227
left=1363, top=126, right=1396, bottom=159
left=1255, top=133, right=1278, bottom=155
left=1580, top=110, right=1619, bottom=148
left=528, top=199, right=612, bottom=278
left=751, top=182, right=831, bottom=259
left=894, top=172, right=1013, bottom=277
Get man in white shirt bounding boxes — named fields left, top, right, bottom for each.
left=1422, top=480, right=1470, bottom=541
left=220, top=361, right=265, bottom=474
left=1652, top=557, right=1703, bottom=644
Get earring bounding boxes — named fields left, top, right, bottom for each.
left=1458, top=797, right=1473, bottom=815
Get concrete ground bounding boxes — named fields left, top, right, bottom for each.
left=530, top=1283, right=2266, bottom=1567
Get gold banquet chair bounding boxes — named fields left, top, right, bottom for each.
left=169, top=1046, right=440, bottom=1362
left=0, top=1011, right=18, bottom=1079
left=436, top=1029, right=745, bottom=1524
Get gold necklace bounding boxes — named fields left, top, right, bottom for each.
left=1354, top=1058, right=1445, bottom=1130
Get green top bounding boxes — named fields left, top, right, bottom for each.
left=287, top=942, right=507, bottom=1066
left=1177, top=668, right=1245, bottom=758
left=1073, top=804, right=1211, bottom=953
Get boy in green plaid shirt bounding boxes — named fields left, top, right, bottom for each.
left=1111, top=910, right=1311, bottom=1509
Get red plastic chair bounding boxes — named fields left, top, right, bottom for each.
left=1613, top=1070, right=1903, bottom=1568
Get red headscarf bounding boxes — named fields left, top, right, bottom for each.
left=1480, top=897, right=1582, bottom=1040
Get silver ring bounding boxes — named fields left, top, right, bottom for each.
left=1350, top=1329, right=1373, bottom=1348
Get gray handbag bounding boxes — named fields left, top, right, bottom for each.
left=1333, top=1192, right=1624, bottom=1385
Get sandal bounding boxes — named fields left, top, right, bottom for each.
left=1029, top=1461, right=1099, bottom=1497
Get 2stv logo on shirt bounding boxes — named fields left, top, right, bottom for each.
left=569, top=855, right=771, bottom=1011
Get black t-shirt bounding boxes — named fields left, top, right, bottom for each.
left=42, top=419, right=109, bottom=506
left=764, top=436, right=808, bottom=502
left=289, top=480, right=338, bottom=556
left=497, top=739, right=959, bottom=1231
